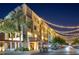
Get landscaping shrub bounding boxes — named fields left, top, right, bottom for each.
left=15, top=47, right=29, bottom=51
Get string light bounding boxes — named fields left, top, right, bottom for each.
left=55, top=29, right=79, bottom=34
left=41, top=18, right=79, bottom=38
left=56, top=31, right=79, bottom=36
left=43, top=19, right=79, bottom=29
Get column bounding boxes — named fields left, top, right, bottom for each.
left=15, top=42, right=17, bottom=49
left=10, top=42, right=12, bottom=50
left=28, top=42, right=30, bottom=50
left=5, top=33, right=8, bottom=40
left=18, top=42, right=20, bottom=48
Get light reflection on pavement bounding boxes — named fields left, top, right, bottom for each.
left=32, top=47, right=79, bottom=55
left=0, top=46, right=79, bottom=55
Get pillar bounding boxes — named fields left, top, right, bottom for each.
left=18, top=42, right=20, bottom=48
left=10, top=42, right=12, bottom=49
left=15, top=42, right=17, bottom=49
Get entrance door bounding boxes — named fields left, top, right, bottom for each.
left=30, top=43, right=34, bottom=50
left=30, top=42, right=39, bottom=51
left=0, top=42, right=5, bottom=51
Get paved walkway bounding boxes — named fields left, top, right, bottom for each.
left=0, top=48, right=79, bottom=55
left=0, top=51, right=39, bottom=55
left=0, top=51, right=28, bottom=55
left=32, top=48, right=79, bottom=55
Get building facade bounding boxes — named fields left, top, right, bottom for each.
left=0, top=4, right=62, bottom=52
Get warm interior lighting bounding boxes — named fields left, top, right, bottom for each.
left=32, top=42, right=38, bottom=51
left=2, top=47, right=5, bottom=51
left=27, top=32, right=32, bottom=37
left=28, top=45, right=31, bottom=51
left=28, top=42, right=39, bottom=51
left=9, top=37, right=21, bottom=41
left=0, top=47, right=5, bottom=52
left=13, top=37, right=20, bottom=41
left=34, top=34, right=37, bottom=38
left=50, top=28, right=53, bottom=31
left=0, top=47, right=1, bottom=51
left=55, top=33, right=59, bottom=36
left=42, top=36, right=44, bottom=40
left=45, top=37, right=48, bottom=41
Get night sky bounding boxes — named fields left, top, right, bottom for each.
left=0, top=3, right=79, bottom=31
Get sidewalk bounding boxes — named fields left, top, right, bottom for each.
left=0, top=50, right=40, bottom=55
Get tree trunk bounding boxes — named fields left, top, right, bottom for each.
left=20, top=25, right=23, bottom=48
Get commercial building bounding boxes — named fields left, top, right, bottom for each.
left=0, top=4, right=62, bottom=52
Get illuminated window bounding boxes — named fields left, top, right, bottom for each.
left=34, top=34, right=37, bottom=38
left=42, top=36, right=44, bottom=40
left=27, top=32, right=32, bottom=37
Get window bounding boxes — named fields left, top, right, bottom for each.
left=34, top=25, right=37, bottom=30
left=8, top=33, right=10, bottom=38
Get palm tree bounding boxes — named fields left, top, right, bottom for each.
left=8, top=6, right=33, bottom=48
left=72, top=38, right=79, bottom=45
left=0, top=5, right=33, bottom=49
left=51, top=37, right=67, bottom=48
left=0, top=19, right=18, bottom=40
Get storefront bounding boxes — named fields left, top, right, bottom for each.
left=0, top=40, right=21, bottom=51
left=0, top=33, right=22, bottom=51
left=28, top=37, right=40, bottom=51
left=30, top=42, right=39, bottom=51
